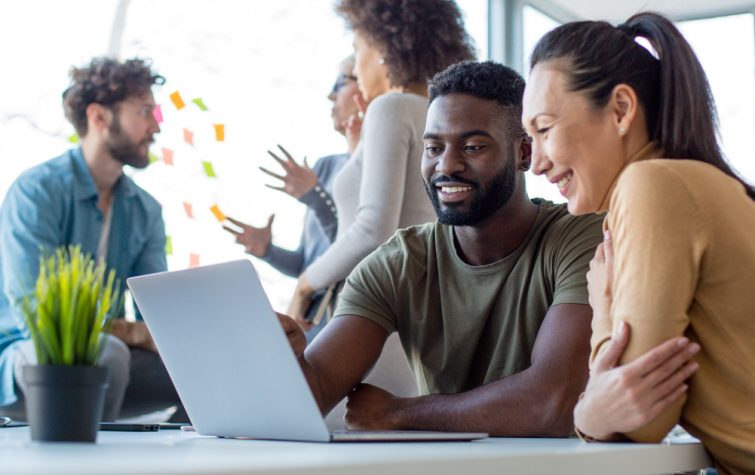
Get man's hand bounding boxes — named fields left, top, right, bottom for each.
left=259, top=145, right=318, bottom=199
left=288, top=275, right=315, bottom=330
left=587, top=231, right=613, bottom=322
left=277, top=313, right=306, bottom=358
left=574, top=321, right=700, bottom=440
left=223, top=215, right=274, bottom=257
left=345, top=383, right=405, bottom=430
left=108, top=320, right=158, bottom=353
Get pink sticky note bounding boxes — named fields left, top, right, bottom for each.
left=153, top=104, right=163, bottom=124
left=183, top=202, right=194, bottom=219
left=162, top=147, right=174, bottom=165
left=189, top=253, right=200, bottom=268
left=183, top=128, right=194, bottom=146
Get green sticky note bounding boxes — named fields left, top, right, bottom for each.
left=202, top=161, right=217, bottom=178
left=148, top=152, right=159, bottom=164
left=192, top=98, right=209, bottom=111
left=67, top=133, right=79, bottom=144
left=165, top=235, right=173, bottom=255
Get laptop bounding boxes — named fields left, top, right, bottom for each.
left=127, top=260, right=488, bottom=442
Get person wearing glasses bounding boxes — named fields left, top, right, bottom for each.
left=224, top=56, right=362, bottom=341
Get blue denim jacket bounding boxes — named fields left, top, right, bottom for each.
left=0, top=148, right=166, bottom=406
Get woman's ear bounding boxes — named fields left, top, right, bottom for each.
left=611, top=84, right=639, bottom=137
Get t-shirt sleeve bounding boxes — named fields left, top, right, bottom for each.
left=331, top=232, right=407, bottom=334
left=595, top=162, right=705, bottom=442
left=550, top=212, right=604, bottom=307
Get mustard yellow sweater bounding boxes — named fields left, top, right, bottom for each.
left=591, top=142, right=755, bottom=475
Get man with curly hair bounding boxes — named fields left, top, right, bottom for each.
left=0, top=57, right=185, bottom=422
left=280, top=61, right=604, bottom=436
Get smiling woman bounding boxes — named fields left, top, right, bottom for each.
left=523, top=11, right=755, bottom=474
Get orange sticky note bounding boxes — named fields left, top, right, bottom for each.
left=189, top=253, right=200, bottom=268
left=209, top=204, right=226, bottom=222
left=170, top=91, right=185, bottom=110
left=162, top=147, right=174, bottom=165
left=183, top=202, right=194, bottom=219
left=214, top=124, right=225, bottom=142
left=183, top=128, right=194, bottom=146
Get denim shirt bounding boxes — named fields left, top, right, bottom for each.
left=0, top=147, right=166, bottom=406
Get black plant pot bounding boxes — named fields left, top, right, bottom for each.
left=23, top=365, right=109, bottom=442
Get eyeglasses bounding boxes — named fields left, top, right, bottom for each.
left=331, top=73, right=358, bottom=95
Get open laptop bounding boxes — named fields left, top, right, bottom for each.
left=127, top=260, right=487, bottom=442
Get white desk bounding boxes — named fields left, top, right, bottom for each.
left=0, top=427, right=711, bottom=475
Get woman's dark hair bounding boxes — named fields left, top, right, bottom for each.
left=530, top=12, right=754, bottom=199
left=336, top=0, right=476, bottom=88
left=63, top=57, right=165, bottom=137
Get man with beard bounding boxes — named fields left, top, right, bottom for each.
left=278, top=61, right=604, bottom=435
left=0, top=57, right=185, bottom=422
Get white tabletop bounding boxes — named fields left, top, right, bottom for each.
left=0, top=427, right=712, bottom=475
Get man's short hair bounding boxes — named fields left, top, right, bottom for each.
left=62, top=57, right=165, bottom=137
left=429, top=61, right=526, bottom=136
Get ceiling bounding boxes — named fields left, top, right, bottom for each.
left=541, top=0, right=755, bottom=22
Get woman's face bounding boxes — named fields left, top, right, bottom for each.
left=522, top=62, right=628, bottom=215
left=353, top=32, right=391, bottom=102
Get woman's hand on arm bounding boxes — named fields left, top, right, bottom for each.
left=574, top=321, right=700, bottom=441
left=260, top=145, right=318, bottom=199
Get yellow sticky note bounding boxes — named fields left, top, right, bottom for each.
left=209, top=204, right=226, bottom=222
left=67, top=133, right=79, bottom=144
left=148, top=152, right=159, bottom=164
left=202, top=161, right=217, bottom=178
left=214, top=124, right=225, bottom=142
left=165, top=235, right=173, bottom=255
left=170, top=91, right=185, bottom=110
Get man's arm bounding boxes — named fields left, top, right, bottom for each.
left=281, top=313, right=390, bottom=415
left=345, top=303, right=592, bottom=436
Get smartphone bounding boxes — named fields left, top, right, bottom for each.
left=99, top=422, right=159, bottom=432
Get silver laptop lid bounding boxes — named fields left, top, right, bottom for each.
left=127, top=260, right=330, bottom=442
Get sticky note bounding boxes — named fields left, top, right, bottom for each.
left=170, top=91, right=185, bottom=110
left=148, top=152, right=159, bottom=164
left=209, top=204, right=226, bottom=222
left=165, top=235, right=173, bottom=255
left=202, top=161, right=217, bottom=178
left=67, top=133, right=79, bottom=144
left=153, top=104, right=163, bottom=123
left=183, top=202, right=194, bottom=219
left=189, top=253, right=200, bottom=268
left=183, top=128, right=194, bottom=146
left=214, top=124, right=225, bottom=142
left=193, top=98, right=209, bottom=111
left=162, top=147, right=174, bottom=165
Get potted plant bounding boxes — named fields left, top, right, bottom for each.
left=20, top=245, right=121, bottom=442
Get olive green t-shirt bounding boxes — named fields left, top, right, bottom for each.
left=334, top=200, right=603, bottom=395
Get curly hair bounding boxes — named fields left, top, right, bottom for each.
left=429, top=61, right=526, bottom=135
left=336, top=0, right=476, bottom=88
left=62, top=57, right=165, bottom=136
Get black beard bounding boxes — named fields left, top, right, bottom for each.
left=425, top=160, right=517, bottom=226
left=107, top=117, right=150, bottom=169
